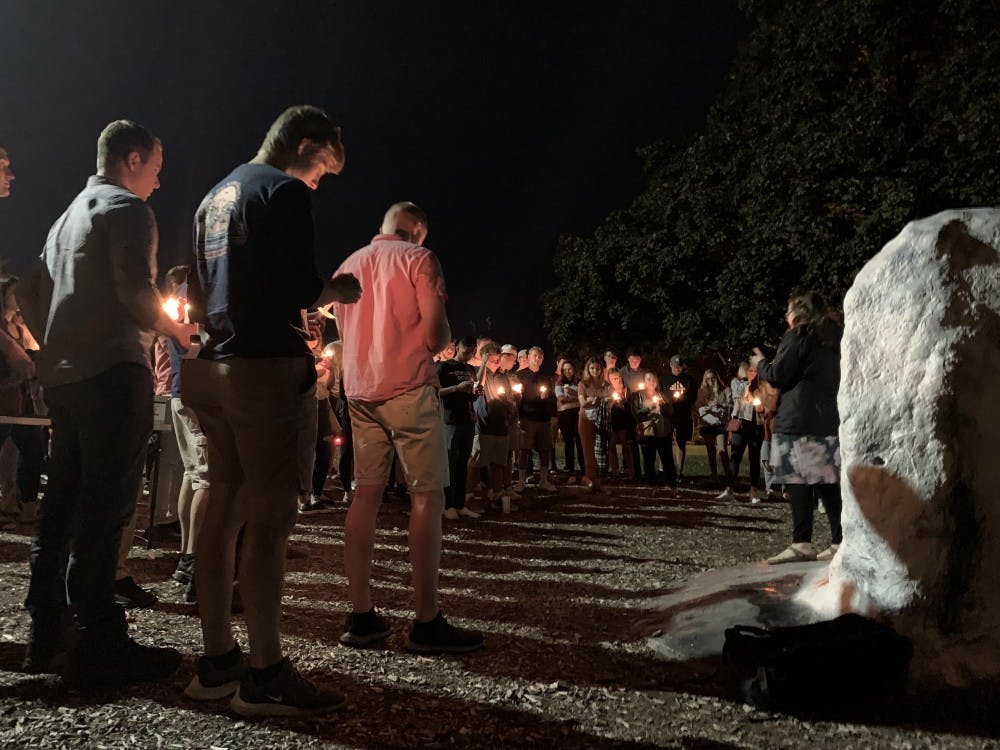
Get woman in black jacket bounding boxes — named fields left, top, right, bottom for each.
left=754, top=291, right=843, bottom=564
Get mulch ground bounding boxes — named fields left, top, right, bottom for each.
left=0, top=478, right=998, bottom=749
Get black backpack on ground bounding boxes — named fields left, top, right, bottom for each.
left=722, top=613, right=913, bottom=712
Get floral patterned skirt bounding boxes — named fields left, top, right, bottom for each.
left=770, top=433, right=840, bottom=485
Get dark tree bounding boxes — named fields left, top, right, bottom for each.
left=544, top=0, right=1000, bottom=361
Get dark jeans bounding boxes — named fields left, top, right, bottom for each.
left=557, top=409, right=584, bottom=472
left=25, top=363, right=152, bottom=636
left=730, top=420, right=763, bottom=488
left=641, top=436, right=677, bottom=487
left=312, top=436, right=332, bottom=497
left=787, top=484, right=843, bottom=544
left=628, top=444, right=644, bottom=478
left=0, top=423, right=46, bottom=505
left=445, top=421, right=474, bottom=510
left=332, top=394, right=353, bottom=492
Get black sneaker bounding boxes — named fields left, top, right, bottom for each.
left=62, top=634, right=182, bottom=687
left=172, top=554, right=195, bottom=585
left=184, top=576, right=197, bottom=604
left=299, top=499, right=333, bottom=514
left=114, top=577, right=158, bottom=609
left=21, top=619, right=62, bottom=674
left=185, top=644, right=249, bottom=700
left=406, top=612, right=484, bottom=654
left=339, top=608, right=391, bottom=647
left=229, top=657, right=346, bottom=718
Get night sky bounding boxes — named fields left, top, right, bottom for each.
left=0, top=1, right=744, bottom=349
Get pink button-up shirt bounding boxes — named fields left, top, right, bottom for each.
left=332, top=234, right=447, bottom=402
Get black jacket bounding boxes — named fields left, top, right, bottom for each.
left=757, top=322, right=841, bottom=436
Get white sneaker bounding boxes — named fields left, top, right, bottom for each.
left=715, top=489, right=735, bottom=501
left=458, top=507, right=481, bottom=519
left=442, top=508, right=460, bottom=521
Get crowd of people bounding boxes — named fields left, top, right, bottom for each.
left=0, top=109, right=845, bottom=719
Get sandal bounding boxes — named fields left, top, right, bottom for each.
left=766, top=543, right=816, bottom=565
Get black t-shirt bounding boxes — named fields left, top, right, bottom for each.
left=665, top=372, right=697, bottom=416
left=436, top=359, right=476, bottom=424
left=514, top=368, right=557, bottom=422
left=188, top=163, right=325, bottom=360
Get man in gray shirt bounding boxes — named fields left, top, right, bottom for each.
left=18, top=120, right=188, bottom=686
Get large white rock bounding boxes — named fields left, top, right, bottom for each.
left=815, top=208, right=1000, bottom=686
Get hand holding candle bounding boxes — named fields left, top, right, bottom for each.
left=512, top=383, right=523, bottom=395
left=539, top=385, right=548, bottom=395
left=497, top=385, right=506, bottom=396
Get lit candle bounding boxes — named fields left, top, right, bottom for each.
left=652, top=395, right=661, bottom=405
left=497, top=386, right=506, bottom=396
left=333, top=435, right=343, bottom=446
left=512, top=383, right=523, bottom=395
left=539, top=385, right=548, bottom=395
left=162, top=297, right=181, bottom=322
left=752, top=397, right=762, bottom=407
left=612, top=392, right=621, bottom=401
left=323, top=345, right=335, bottom=359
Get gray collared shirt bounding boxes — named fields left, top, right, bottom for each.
left=19, top=175, right=162, bottom=388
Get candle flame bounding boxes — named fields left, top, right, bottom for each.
left=498, top=386, right=506, bottom=396
left=162, top=297, right=182, bottom=322
left=752, top=397, right=762, bottom=407
left=512, top=383, right=523, bottom=394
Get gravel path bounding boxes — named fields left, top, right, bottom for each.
left=1, top=481, right=998, bottom=749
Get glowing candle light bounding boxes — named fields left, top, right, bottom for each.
left=162, top=297, right=181, bottom=322
left=652, top=395, right=661, bottom=405
left=497, top=386, right=506, bottom=396
left=752, top=397, right=762, bottom=407
left=323, top=345, right=335, bottom=359
left=612, top=392, right=621, bottom=401
left=512, top=383, right=523, bottom=395
left=333, top=435, right=343, bottom=446
left=539, top=385, right=548, bottom=395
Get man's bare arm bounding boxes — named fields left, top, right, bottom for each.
left=416, top=287, right=451, bottom=354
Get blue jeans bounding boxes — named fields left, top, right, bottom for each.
left=25, top=363, right=152, bottom=636
left=444, top=422, right=474, bottom=509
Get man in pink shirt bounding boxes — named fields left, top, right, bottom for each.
left=332, top=202, right=483, bottom=654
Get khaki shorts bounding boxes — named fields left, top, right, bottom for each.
left=182, top=357, right=316, bottom=510
left=518, top=418, right=552, bottom=453
left=471, top=434, right=510, bottom=468
left=349, top=385, right=449, bottom=492
left=170, top=397, right=209, bottom=490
